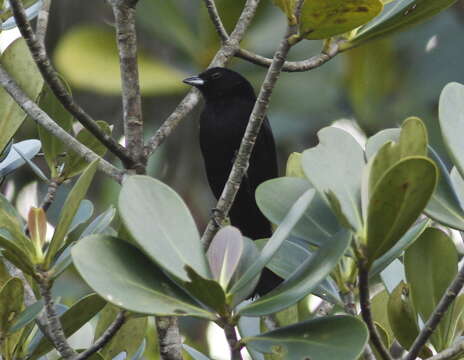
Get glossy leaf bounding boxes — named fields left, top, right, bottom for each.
left=302, top=127, right=364, bottom=232
left=366, top=157, right=437, bottom=266
left=229, top=189, right=315, bottom=296
left=0, top=140, right=41, bottom=177
left=54, top=26, right=185, bottom=95
left=365, top=128, right=400, bottom=160
left=0, top=278, right=24, bottom=333
left=405, top=228, right=458, bottom=350
left=8, top=300, right=44, bottom=334
left=347, top=0, right=458, bottom=48
left=239, top=229, right=350, bottom=316
left=425, top=147, right=464, bottom=230
left=207, top=226, right=243, bottom=289
left=36, top=85, right=73, bottom=177
left=256, top=177, right=340, bottom=247
left=388, top=281, right=419, bottom=350
left=80, top=205, right=116, bottom=238
left=45, top=160, right=98, bottom=268
left=94, top=305, right=147, bottom=360
left=72, top=235, right=214, bottom=319
left=30, top=293, right=106, bottom=359
left=0, top=39, right=43, bottom=153
left=62, top=121, right=111, bottom=179
left=285, top=152, right=305, bottom=178
left=119, top=175, right=209, bottom=281
left=182, top=344, right=211, bottom=360
left=68, top=199, right=94, bottom=235
left=244, top=315, right=368, bottom=360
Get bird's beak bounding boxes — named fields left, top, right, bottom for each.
left=183, top=76, right=205, bottom=87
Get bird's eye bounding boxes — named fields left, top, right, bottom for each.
left=211, top=72, right=222, bottom=80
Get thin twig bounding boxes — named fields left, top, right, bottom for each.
left=75, top=312, right=126, bottom=360
left=224, top=324, right=243, bottom=360
left=155, top=316, right=183, bottom=360
left=235, top=42, right=339, bottom=72
left=40, top=178, right=62, bottom=212
left=110, top=0, right=145, bottom=172
left=358, top=264, right=393, bottom=360
left=144, top=0, right=261, bottom=157
left=403, top=263, right=464, bottom=360
left=201, top=0, right=305, bottom=247
left=38, top=273, right=77, bottom=359
left=427, top=339, right=464, bottom=360
left=8, top=0, right=132, bottom=166
left=203, top=0, right=229, bottom=42
left=35, top=0, right=51, bottom=45
left=0, top=64, right=125, bottom=182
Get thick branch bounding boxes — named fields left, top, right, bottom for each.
left=427, top=339, right=464, bottom=360
left=38, top=275, right=77, bottom=359
left=8, top=0, right=132, bottom=166
left=203, top=0, right=229, bottom=42
left=201, top=4, right=303, bottom=247
left=403, top=263, right=464, bottom=360
left=75, top=312, right=126, bottom=360
left=155, top=316, right=183, bottom=360
left=224, top=324, right=243, bottom=360
left=110, top=0, right=145, bottom=170
left=35, top=0, right=51, bottom=45
left=358, top=265, right=393, bottom=360
left=0, top=64, right=125, bottom=182
left=144, top=0, right=261, bottom=157
left=235, top=41, right=339, bottom=72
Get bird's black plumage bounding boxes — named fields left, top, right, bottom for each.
left=184, top=67, right=283, bottom=296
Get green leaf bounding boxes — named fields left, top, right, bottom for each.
left=366, top=157, right=437, bottom=266
left=229, top=189, right=315, bottom=296
left=239, top=229, right=350, bottom=317
left=365, top=128, right=400, bottom=160
left=72, top=235, right=215, bottom=319
left=118, top=175, right=209, bottom=282
left=302, top=127, right=364, bottom=233
left=388, top=281, right=419, bottom=350
left=183, top=344, right=211, bottom=360
left=0, top=278, right=24, bottom=333
left=30, top=293, right=106, bottom=359
left=244, top=316, right=368, bottom=360
left=299, top=0, right=383, bottom=40
left=8, top=300, right=43, bottom=334
left=45, top=160, right=98, bottom=268
left=0, top=38, right=43, bottom=153
left=425, top=148, right=464, bottom=230
left=347, top=0, right=458, bottom=49
left=94, top=305, right=147, bottom=360
left=61, top=121, right=110, bottom=179
left=80, top=205, right=116, bottom=238
left=36, top=85, right=73, bottom=177
left=405, top=228, right=458, bottom=350
left=285, top=152, right=305, bottom=178
left=54, top=25, right=185, bottom=96
left=256, top=177, right=340, bottom=247
left=370, top=219, right=429, bottom=278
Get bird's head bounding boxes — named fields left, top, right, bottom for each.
left=183, top=67, right=255, bottom=101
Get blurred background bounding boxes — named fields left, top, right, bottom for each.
left=3, top=0, right=464, bottom=358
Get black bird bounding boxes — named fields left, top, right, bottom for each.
left=183, top=67, right=283, bottom=296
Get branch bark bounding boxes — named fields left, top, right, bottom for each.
left=203, top=0, right=229, bottom=42
left=155, top=316, right=183, bottom=360
left=8, top=0, right=132, bottom=166
left=403, top=263, right=464, bottom=360
left=35, top=0, right=51, bottom=45
left=110, top=0, right=145, bottom=171
left=224, top=324, right=243, bottom=360
left=0, top=64, right=125, bottom=182
left=427, top=339, right=464, bottom=360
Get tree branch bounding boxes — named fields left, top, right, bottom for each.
left=38, top=273, right=77, bottom=360
left=74, top=312, right=126, bottom=360
left=0, top=64, right=125, bottom=182
left=235, top=41, right=339, bottom=72
left=144, top=0, right=261, bottom=157
left=40, top=178, right=62, bottom=212
left=110, top=0, right=145, bottom=171
left=427, top=339, right=464, bottom=360
left=155, top=316, right=183, bottom=360
left=203, top=0, right=229, bottom=42
left=35, top=0, right=51, bottom=45
left=403, top=263, right=464, bottom=360
left=201, top=0, right=306, bottom=247
left=358, top=265, right=393, bottom=360
left=8, top=0, right=133, bottom=166
left=224, top=324, right=243, bottom=360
